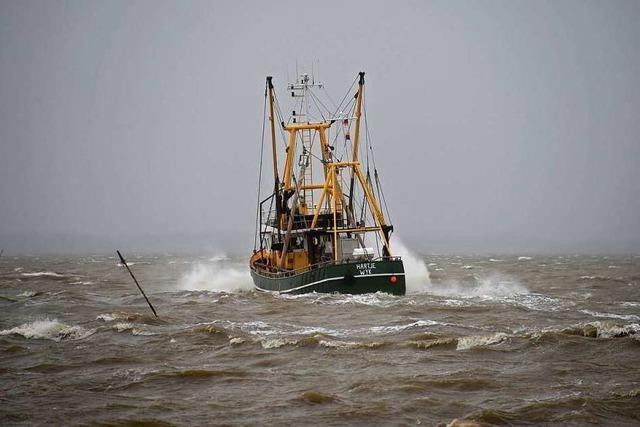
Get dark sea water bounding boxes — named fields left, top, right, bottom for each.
left=1, top=249, right=639, bottom=426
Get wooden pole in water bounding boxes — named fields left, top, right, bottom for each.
left=116, top=250, right=158, bottom=318
left=0, top=248, right=3, bottom=258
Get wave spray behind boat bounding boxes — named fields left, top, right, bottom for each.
left=179, top=256, right=253, bottom=292
left=391, top=237, right=431, bottom=294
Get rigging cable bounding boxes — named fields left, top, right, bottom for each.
left=272, top=90, right=290, bottom=148
left=307, top=89, right=327, bottom=122
left=308, top=88, right=332, bottom=119
left=331, top=96, right=357, bottom=162
left=330, top=75, right=359, bottom=119
left=254, top=81, right=268, bottom=252
left=363, top=94, right=393, bottom=223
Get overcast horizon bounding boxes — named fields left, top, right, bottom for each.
left=1, top=1, right=639, bottom=256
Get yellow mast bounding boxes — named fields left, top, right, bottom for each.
left=348, top=72, right=365, bottom=216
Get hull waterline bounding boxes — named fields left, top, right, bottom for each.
left=251, top=259, right=405, bottom=295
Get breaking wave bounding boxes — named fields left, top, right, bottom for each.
left=456, top=333, right=509, bottom=350
left=0, top=318, right=93, bottom=341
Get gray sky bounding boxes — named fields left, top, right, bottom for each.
left=1, top=0, right=639, bottom=254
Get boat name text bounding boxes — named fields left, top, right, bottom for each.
left=356, top=263, right=376, bottom=275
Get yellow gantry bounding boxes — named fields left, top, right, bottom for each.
left=308, top=161, right=390, bottom=261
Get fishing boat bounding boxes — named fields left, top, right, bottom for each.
left=250, top=71, right=405, bottom=295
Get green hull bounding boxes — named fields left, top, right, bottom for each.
left=250, top=259, right=405, bottom=295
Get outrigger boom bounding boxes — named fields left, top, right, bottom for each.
left=250, top=71, right=405, bottom=295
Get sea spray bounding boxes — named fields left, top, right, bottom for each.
left=428, top=272, right=528, bottom=298
left=390, top=237, right=431, bottom=294
left=179, top=255, right=253, bottom=292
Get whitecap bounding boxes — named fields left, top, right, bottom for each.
left=107, top=322, right=153, bottom=336
left=259, top=337, right=296, bottom=349
left=131, top=328, right=155, bottom=336
left=517, top=256, right=532, bottom=261
left=427, top=273, right=528, bottom=298
left=508, top=293, right=569, bottom=312
left=290, top=325, right=341, bottom=336
left=17, top=290, right=37, bottom=298
left=368, top=320, right=439, bottom=334
left=580, top=310, right=639, bottom=321
left=114, top=322, right=135, bottom=332
left=96, top=313, right=116, bottom=322
left=620, top=301, right=640, bottom=307
left=323, top=293, right=400, bottom=308
left=588, top=321, right=639, bottom=338
left=21, top=272, right=64, bottom=278
left=456, top=332, right=508, bottom=350
left=319, top=339, right=361, bottom=349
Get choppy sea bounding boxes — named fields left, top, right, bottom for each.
left=1, top=246, right=639, bottom=426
